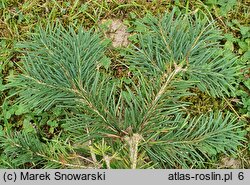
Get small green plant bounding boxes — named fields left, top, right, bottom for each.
left=1, top=11, right=246, bottom=169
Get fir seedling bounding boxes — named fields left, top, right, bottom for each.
left=2, top=11, right=246, bottom=169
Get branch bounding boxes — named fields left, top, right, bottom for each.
left=140, top=64, right=184, bottom=129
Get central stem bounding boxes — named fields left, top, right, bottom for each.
left=125, top=133, right=142, bottom=169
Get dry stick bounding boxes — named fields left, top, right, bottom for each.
left=86, top=127, right=99, bottom=168
left=70, top=154, right=96, bottom=165
left=223, top=97, right=241, bottom=119
left=36, top=153, right=93, bottom=169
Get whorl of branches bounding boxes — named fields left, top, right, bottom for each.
left=2, top=10, right=245, bottom=168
